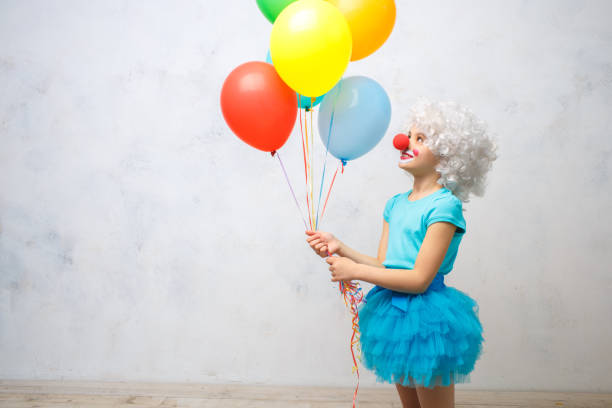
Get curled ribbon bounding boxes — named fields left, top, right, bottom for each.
left=338, top=279, right=364, bottom=408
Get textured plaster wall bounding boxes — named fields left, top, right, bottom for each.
left=1, top=0, right=611, bottom=391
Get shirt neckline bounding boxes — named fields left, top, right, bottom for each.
left=405, top=186, right=447, bottom=203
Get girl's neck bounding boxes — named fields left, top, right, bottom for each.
left=411, top=173, right=443, bottom=195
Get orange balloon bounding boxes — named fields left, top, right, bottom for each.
left=327, top=0, right=396, bottom=61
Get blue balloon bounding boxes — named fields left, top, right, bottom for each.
left=318, top=76, right=391, bottom=162
left=266, top=49, right=326, bottom=110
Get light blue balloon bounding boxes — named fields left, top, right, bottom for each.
left=266, top=49, right=326, bottom=110
left=318, top=76, right=391, bottom=162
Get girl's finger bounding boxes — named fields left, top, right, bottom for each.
left=311, top=243, right=323, bottom=251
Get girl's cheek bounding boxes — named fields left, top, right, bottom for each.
left=413, top=149, right=419, bottom=156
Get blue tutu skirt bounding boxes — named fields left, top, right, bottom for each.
left=357, top=273, right=484, bottom=389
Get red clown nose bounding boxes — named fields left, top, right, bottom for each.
left=393, top=133, right=410, bottom=151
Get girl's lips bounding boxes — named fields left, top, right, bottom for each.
left=400, top=149, right=414, bottom=159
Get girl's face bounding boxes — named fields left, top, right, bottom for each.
left=398, top=124, right=441, bottom=175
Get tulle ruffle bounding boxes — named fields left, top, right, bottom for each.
left=357, top=279, right=484, bottom=389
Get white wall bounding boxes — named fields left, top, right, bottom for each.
left=1, top=0, right=611, bottom=391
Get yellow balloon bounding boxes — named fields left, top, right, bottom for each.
left=270, top=0, right=352, bottom=98
left=326, top=0, right=396, bottom=61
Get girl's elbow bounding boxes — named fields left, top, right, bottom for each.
left=415, top=282, right=427, bottom=294
left=415, top=271, right=433, bottom=294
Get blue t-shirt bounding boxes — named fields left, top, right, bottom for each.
left=382, top=186, right=466, bottom=275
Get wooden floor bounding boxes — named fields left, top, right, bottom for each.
left=1, top=380, right=611, bottom=408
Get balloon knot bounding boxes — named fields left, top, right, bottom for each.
left=271, top=150, right=276, bottom=157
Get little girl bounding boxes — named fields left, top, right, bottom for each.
left=306, top=99, right=498, bottom=408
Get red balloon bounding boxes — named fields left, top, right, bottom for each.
left=393, top=132, right=410, bottom=151
left=220, top=61, right=298, bottom=152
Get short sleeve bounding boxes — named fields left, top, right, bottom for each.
left=383, top=193, right=402, bottom=222
left=426, top=196, right=466, bottom=234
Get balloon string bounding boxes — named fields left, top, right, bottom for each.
left=304, top=96, right=314, bottom=230
left=315, top=79, right=343, bottom=230
left=315, top=151, right=328, bottom=230
left=299, top=96, right=308, bottom=186
left=338, top=279, right=364, bottom=408
left=273, top=151, right=308, bottom=230
left=319, top=160, right=342, bottom=223
left=298, top=95, right=313, bottom=230
left=305, top=99, right=310, bottom=228
left=306, top=105, right=314, bottom=230
left=309, top=104, right=315, bottom=230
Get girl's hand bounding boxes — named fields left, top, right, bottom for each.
left=326, top=256, right=359, bottom=282
left=305, top=230, right=342, bottom=258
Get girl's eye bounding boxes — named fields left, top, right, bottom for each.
left=417, top=137, right=423, bottom=142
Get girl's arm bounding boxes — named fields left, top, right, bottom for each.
left=355, top=222, right=457, bottom=294
left=337, top=219, right=389, bottom=268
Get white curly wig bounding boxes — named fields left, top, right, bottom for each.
left=403, top=99, right=499, bottom=204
